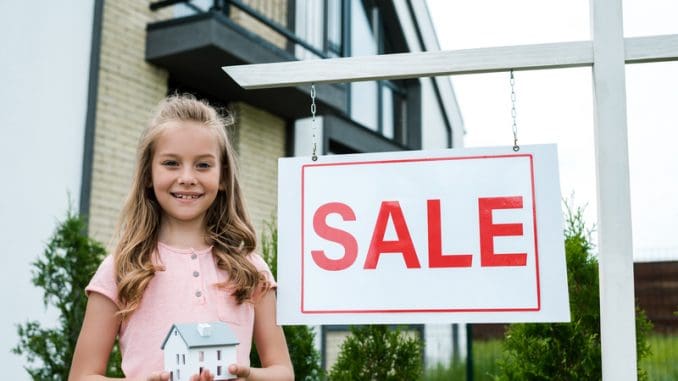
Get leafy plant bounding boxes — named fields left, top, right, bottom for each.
left=496, top=203, right=652, bottom=380
left=329, top=324, right=423, bottom=381
left=250, top=219, right=324, bottom=380
left=13, top=210, right=123, bottom=379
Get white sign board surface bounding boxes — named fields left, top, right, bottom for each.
left=277, top=144, right=569, bottom=324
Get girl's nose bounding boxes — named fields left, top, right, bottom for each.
left=178, top=170, right=197, bottom=185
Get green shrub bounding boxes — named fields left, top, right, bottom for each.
left=329, top=325, right=423, bottom=381
left=496, top=204, right=652, bottom=380
left=13, top=210, right=123, bottom=379
left=250, top=219, right=324, bottom=380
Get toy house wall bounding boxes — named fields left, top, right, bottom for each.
left=163, top=332, right=191, bottom=379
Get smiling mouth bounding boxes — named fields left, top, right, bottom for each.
left=171, top=193, right=203, bottom=200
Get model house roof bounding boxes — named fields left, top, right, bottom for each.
left=161, top=322, right=239, bottom=349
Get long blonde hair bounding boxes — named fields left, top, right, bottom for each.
left=114, top=94, right=262, bottom=319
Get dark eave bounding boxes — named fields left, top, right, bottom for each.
left=146, top=12, right=347, bottom=119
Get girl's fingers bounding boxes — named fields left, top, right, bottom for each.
left=188, top=369, right=213, bottom=381
left=147, top=371, right=170, bottom=381
left=228, top=364, right=251, bottom=379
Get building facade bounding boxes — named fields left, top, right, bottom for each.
left=1, top=1, right=464, bottom=378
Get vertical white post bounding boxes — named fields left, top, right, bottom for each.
left=590, top=0, right=637, bottom=380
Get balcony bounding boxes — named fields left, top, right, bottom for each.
left=146, top=1, right=347, bottom=119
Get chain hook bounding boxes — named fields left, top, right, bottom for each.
left=310, top=84, right=318, bottom=161
left=510, top=70, right=520, bottom=152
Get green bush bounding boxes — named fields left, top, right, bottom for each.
left=13, top=210, right=122, bottom=379
left=496, top=204, right=652, bottom=380
left=250, top=219, right=324, bottom=380
left=329, top=325, right=423, bottom=381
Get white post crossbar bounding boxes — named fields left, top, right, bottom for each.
left=222, top=2, right=678, bottom=380
left=223, top=35, right=678, bottom=89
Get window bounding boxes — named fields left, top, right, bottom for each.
left=199, top=351, right=204, bottom=362
left=217, top=350, right=221, bottom=360
left=326, top=0, right=344, bottom=57
left=217, top=366, right=222, bottom=376
left=182, top=354, right=186, bottom=364
left=349, top=0, right=409, bottom=144
left=176, top=354, right=180, bottom=364
left=295, top=0, right=346, bottom=59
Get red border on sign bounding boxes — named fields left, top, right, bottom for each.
left=300, top=153, right=540, bottom=314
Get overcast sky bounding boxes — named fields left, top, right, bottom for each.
left=426, top=0, right=678, bottom=261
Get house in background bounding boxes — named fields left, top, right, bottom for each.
left=161, top=322, right=239, bottom=380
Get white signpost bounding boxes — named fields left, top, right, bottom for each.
left=277, top=145, right=569, bottom=324
left=224, top=1, right=678, bottom=378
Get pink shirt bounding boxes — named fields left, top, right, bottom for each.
left=86, top=242, right=276, bottom=378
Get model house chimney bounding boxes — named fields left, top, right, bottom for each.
left=197, top=323, right=212, bottom=337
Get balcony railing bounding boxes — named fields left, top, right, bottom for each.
left=149, top=0, right=328, bottom=59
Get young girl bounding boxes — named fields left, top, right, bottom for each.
left=69, top=95, right=294, bottom=381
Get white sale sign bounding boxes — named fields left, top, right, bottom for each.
left=277, top=145, right=569, bottom=324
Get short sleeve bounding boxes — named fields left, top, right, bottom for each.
left=86, top=255, right=120, bottom=307
left=248, top=253, right=277, bottom=288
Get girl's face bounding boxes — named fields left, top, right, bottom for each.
left=151, top=120, right=223, bottom=227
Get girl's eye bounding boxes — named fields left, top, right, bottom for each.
left=161, top=160, right=179, bottom=167
left=196, top=162, right=212, bottom=169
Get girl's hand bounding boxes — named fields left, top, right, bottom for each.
left=146, top=371, right=170, bottom=381
left=228, top=364, right=251, bottom=380
left=190, top=369, right=214, bottom=381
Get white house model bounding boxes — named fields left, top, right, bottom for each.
left=161, top=322, right=239, bottom=380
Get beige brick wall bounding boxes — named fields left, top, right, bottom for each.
left=231, top=102, right=286, bottom=247
left=230, top=0, right=288, bottom=50
left=87, top=1, right=169, bottom=247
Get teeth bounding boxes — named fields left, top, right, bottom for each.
left=174, top=194, right=200, bottom=199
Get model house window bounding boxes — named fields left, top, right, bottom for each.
left=199, top=351, right=204, bottom=362
left=182, top=354, right=186, bottom=364
left=176, top=354, right=180, bottom=364
left=217, top=350, right=221, bottom=360
left=217, top=366, right=222, bottom=376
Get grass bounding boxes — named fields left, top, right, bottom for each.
left=424, top=334, right=678, bottom=381
left=643, top=334, right=678, bottom=381
left=423, top=339, right=503, bottom=381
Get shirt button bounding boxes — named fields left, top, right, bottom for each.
left=191, top=254, right=197, bottom=260
left=193, top=271, right=200, bottom=277
left=195, top=290, right=202, bottom=297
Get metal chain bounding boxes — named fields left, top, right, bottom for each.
left=510, top=70, right=520, bottom=152
left=310, top=84, right=318, bottom=161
